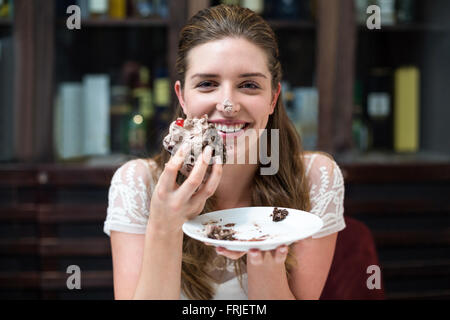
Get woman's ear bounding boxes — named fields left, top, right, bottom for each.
left=174, top=80, right=187, bottom=114
left=270, top=82, right=282, bottom=115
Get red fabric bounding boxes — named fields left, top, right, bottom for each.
left=320, top=217, right=385, bottom=300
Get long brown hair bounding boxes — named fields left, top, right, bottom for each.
left=150, top=4, right=311, bottom=300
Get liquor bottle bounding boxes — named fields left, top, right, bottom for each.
left=88, top=0, right=108, bottom=18
left=154, top=0, right=168, bottom=18
left=110, top=85, right=132, bottom=154
left=396, top=0, right=415, bottom=24
left=355, top=0, right=369, bottom=25
left=275, top=0, right=299, bottom=20
left=153, top=67, right=171, bottom=146
left=365, top=68, right=393, bottom=151
left=241, top=0, right=264, bottom=15
left=128, top=97, right=148, bottom=156
left=132, top=0, right=154, bottom=18
left=109, top=0, right=127, bottom=19
left=0, top=0, right=10, bottom=18
left=375, top=0, right=396, bottom=26
left=133, top=66, right=154, bottom=121
left=77, top=0, right=90, bottom=19
left=394, top=66, right=420, bottom=153
left=352, top=80, right=370, bottom=152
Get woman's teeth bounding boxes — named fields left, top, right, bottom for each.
left=213, top=123, right=246, bottom=133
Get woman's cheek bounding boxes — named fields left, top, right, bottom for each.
left=187, top=93, right=219, bottom=116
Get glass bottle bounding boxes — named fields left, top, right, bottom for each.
left=128, top=97, right=148, bottom=156
left=88, top=0, right=109, bottom=19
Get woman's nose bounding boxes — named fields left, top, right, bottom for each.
left=216, top=97, right=241, bottom=115
left=215, top=83, right=241, bottom=115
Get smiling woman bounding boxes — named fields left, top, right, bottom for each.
left=104, top=4, right=346, bottom=300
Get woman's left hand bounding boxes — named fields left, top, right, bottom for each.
left=246, top=245, right=289, bottom=265
left=204, top=244, right=289, bottom=264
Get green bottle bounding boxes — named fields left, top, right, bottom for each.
left=128, top=97, right=148, bottom=156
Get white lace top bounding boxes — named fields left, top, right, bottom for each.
left=104, top=152, right=346, bottom=299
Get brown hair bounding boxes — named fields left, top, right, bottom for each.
left=151, top=4, right=311, bottom=300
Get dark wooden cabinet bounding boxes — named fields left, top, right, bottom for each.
left=1, top=161, right=449, bottom=299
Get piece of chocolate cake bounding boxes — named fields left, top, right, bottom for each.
left=163, top=115, right=227, bottom=182
left=272, top=207, right=289, bottom=222
left=206, top=225, right=236, bottom=241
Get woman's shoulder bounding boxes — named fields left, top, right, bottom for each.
left=300, top=151, right=345, bottom=193
left=301, top=151, right=340, bottom=177
left=111, top=158, right=161, bottom=190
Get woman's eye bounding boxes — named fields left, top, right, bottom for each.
left=241, top=82, right=260, bottom=90
left=197, top=81, right=216, bottom=89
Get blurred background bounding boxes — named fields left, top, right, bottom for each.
left=0, top=0, right=449, bottom=299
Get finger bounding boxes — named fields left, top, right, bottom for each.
left=192, top=161, right=223, bottom=201
left=216, top=247, right=246, bottom=260
left=177, top=146, right=213, bottom=199
left=274, top=245, right=289, bottom=264
left=158, top=143, right=190, bottom=192
left=248, top=249, right=263, bottom=265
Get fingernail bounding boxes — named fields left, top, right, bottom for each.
left=249, top=251, right=259, bottom=257
left=280, top=247, right=287, bottom=254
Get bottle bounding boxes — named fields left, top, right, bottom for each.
left=110, top=85, right=132, bottom=154
left=365, top=68, right=393, bottom=151
left=154, top=0, right=169, bottom=18
left=153, top=67, right=171, bottom=146
left=354, top=0, right=369, bottom=25
left=396, top=0, right=415, bottom=24
left=128, top=97, right=148, bottom=156
left=375, top=0, right=396, bottom=26
left=109, top=0, right=127, bottom=19
left=394, top=66, right=420, bottom=153
left=88, top=0, right=108, bottom=18
left=133, top=66, right=154, bottom=121
left=352, top=80, right=370, bottom=152
left=132, top=0, right=154, bottom=18
left=0, top=0, right=10, bottom=18
left=276, top=0, right=299, bottom=20
left=241, top=0, right=264, bottom=15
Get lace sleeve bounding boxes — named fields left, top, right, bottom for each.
left=103, top=159, right=158, bottom=236
left=304, top=153, right=346, bottom=239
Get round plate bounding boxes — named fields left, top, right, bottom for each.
left=182, top=206, right=323, bottom=251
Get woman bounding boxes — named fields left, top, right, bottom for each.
left=104, top=4, right=345, bottom=300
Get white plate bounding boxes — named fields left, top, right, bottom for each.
left=182, top=206, right=323, bottom=251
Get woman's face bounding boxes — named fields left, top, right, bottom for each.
left=175, top=37, right=281, bottom=162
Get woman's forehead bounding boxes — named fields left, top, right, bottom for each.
left=186, top=38, right=270, bottom=77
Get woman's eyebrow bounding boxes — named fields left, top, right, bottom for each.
left=239, top=73, right=267, bottom=79
left=191, top=73, right=219, bottom=80
left=191, top=72, right=267, bottom=79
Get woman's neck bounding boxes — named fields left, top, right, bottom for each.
left=214, top=163, right=258, bottom=210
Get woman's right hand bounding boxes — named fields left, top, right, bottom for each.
left=148, top=144, right=223, bottom=234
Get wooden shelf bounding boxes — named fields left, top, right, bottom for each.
left=58, top=17, right=169, bottom=28
left=0, top=18, right=12, bottom=27
left=357, top=23, right=450, bottom=33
